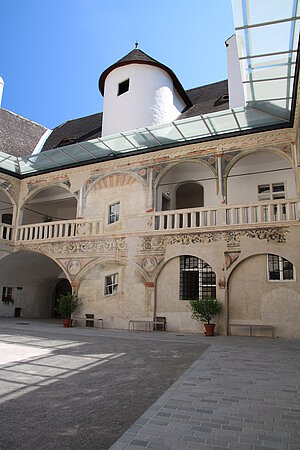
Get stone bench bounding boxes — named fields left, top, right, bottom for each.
left=71, top=317, right=103, bottom=328
left=229, top=323, right=275, bottom=338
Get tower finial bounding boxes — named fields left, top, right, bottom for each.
left=135, top=40, right=138, bottom=49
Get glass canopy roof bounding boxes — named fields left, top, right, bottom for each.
left=1, top=0, right=299, bottom=177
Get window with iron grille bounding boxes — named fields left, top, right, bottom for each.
left=180, top=256, right=216, bottom=300
left=267, top=254, right=295, bottom=281
left=2, top=287, right=13, bottom=302
left=104, top=273, right=119, bottom=295
left=108, top=202, right=120, bottom=224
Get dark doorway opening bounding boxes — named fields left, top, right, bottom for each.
left=53, top=279, right=72, bottom=317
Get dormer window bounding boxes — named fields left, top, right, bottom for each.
left=118, top=79, right=129, bottom=96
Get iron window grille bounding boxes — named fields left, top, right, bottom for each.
left=108, top=202, right=120, bottom=224
left=267, top=254, right=295, bottom=281
left=104, top=273, right=119, bottom=295
left=180, top=256, right=216, bottom=300
left=2, top=287, right=13, bottom=303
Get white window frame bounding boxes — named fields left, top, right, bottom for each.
left=258, top=182, right=286, bottom=202
left=104, top=273, right=119, bottom=296
left=108, top=201, right=120, bottom=225
left=267, top=254, right=296, bottom=282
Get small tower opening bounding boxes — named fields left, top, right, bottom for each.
left=118, top=79, right=130, bottom=96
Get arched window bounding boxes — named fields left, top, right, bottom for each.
left=180, top=256, right=216, bottom=300
left=176, top=183, right=204, bottom=209
left=267, top=255, right=295, bottom=281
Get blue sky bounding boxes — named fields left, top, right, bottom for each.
left=0, top=0, right=234, bottom=129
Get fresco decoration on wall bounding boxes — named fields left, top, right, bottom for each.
left=224, top=251, right=241, bottom=270
left=202, top=154, right=218, bottom=172
left=138, top=228, right=289, bottom=252
left=18, top=238, right=127, bottom=256
left=26, top=177, right=71, bottom=194
left=134, top=255, right=165, bottom=277
left=221, top=151, right=241, bottom=171
left=58, top=257, right=94, bottom=276
left=0, top=178, right=13, bottom=193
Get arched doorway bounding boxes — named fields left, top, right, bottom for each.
left=53, top=278, right=72, bottom=317
left=176, top=183, right=204, bottom=209
left=0, top=251, right=69, bottom=318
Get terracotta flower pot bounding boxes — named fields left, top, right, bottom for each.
left=63, top=318, right=71, bottom=328
left=204, top=323, right=215, bottom=336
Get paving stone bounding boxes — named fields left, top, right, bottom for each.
left=110, top=336, right=300, bottom=450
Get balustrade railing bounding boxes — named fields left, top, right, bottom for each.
left=0, top=199, right=298, bottom=243
left=15, top=218, right=104, bottom=242
left=0, top=223, right=13, bottom=241
left=152, top=199, right=299, bottom=231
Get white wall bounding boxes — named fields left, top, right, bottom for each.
left=156, top=162, right=218, bottom=210
left=227, top=152, right=296, bottom=204
left=226, top=35, right=245, bottom=109
left=102, top=64, right=186, bottom=136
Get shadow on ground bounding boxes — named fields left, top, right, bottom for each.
left=0, top=323, right=208, bottom=449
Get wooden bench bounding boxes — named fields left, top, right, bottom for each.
left=128, top=319, right=167, bottom=332
left=71, top=317, right=104, bottom=328
left=229, top=323, right=275, bottom=338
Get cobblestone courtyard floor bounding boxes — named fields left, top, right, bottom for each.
left=0, top=319, right=299, bottom=450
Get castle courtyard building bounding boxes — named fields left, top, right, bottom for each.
left=0, top=1, right=300, bottom=338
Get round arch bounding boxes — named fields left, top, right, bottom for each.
left=76, top=255, right=128, bottom=283
left=21, top=183, right=78, bottom=208
left=0, top=250, right=70, bottom=318
left=224, top=147, right=294, bottom=180
left=20, top=185, right=78, bottom=225
left=227, top=252, right=300, bottom=338
left=85, top=170, right=147, bottom=198
left=154, top=159, right=218, bottom=211
left=225, top=148, right=297, bottom=205
left=154, top=253, right=218, bottom=332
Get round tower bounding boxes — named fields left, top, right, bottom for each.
left=99, top=48, right=191, bottom=137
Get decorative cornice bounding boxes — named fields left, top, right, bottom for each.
left=138, top=228, right=289, bottom=252
left=17, top=238, right=127, bottom=256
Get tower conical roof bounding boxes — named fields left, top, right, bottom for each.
left=98, top=48, right=192, bottom=107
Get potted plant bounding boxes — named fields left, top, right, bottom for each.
left=189, top=297, right=222, bottom=336
left=56, top=293, right=80, bottom=328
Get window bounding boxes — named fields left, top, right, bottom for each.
left=108, top=202, right=120, bottom=224
left=258, top=183, right=285, bottom=201
left=180, top=256, right=216, bottom=300
left=118, top=79, right=129, bottom=96
left=267, top=255, right=295, bottom=281
left=104, top=273, right=118, bottom=295
left=2, top=287, right=13, bottom=302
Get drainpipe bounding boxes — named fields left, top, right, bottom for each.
left=152, top=281, right=157, bottom=322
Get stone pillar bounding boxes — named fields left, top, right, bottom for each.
left=76, top=186, right=85, bottom=218
left=146, top=166, right=154, bottom=212
left=71, top=280, right=80, bottom=295
left=144, top=281, right=155, bottom=318
left=216, top=153, right=225, bottom=204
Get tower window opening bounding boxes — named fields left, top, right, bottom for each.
left=118, top=79, right=130, bottom=96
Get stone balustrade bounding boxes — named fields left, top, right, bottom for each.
left=15, top=218, right=104, bottom=242
left=0, top=223, right=13, bottom=241
left=0, top=200, right=298, bottom=243
left=152, top=199, right=299, bottom=231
